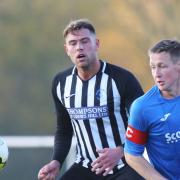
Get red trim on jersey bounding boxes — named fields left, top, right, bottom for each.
left=126, top=125, right=148, bottom=145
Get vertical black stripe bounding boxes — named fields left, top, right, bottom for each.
left=120, top=101, right=128, bottom=129
left=69, top=75, right=83, bottom=163
left=68, top=75, right=83, bottom=163
left=107, top=78, right=122, bottom=146
left=76, top=120, right=92, bottom=166
left=80, top=81, right=93, bottom=165
left=81, top=81, right=88, bottom=106
left=70, top=74, right=77, bottom=106
left=83, top=120, right=99, bottom=157
left=72, top=121, right=83, bottom=163
left=60, top=79, right=65, bottom=105
left=94, top=73, right=109, bottom=148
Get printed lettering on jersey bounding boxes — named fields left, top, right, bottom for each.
left=126, top=125, right=148, bottom=145
left=165, top=130, right=180, bottom=144
left=67, top=105, right=109, bottom=120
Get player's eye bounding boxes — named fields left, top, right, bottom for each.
left=159, top=64, right=167, bottom=68
left=150, top=65, right=156, bottom=69
left=81, top=38, right=89, bottom=44
left=69, top=41, right=77, bottom=46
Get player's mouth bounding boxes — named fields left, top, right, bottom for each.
left=77, top=54, right=86, bottom=59
left=157, top=80, right=165, bottom=86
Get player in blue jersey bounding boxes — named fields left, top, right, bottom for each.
left=124, top=39, right=180, bottom=180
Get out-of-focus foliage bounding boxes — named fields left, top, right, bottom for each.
left=0, top=0, right=180, bottom=135
left=0, top=1, right=180, bottom=179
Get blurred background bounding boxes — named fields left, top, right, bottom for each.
left=0, top=0, right=180, bottom=179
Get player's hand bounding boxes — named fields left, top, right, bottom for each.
left=91, top=146, right=124, bottom=176
left=38, top=160, right=60, bottom=180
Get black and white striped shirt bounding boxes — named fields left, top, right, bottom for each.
left=52, top=60, right=143, bottom=172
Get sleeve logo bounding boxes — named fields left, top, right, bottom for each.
left=126, top=126, right=133, bottom=138
left=126, top=125, right=148, bottom=145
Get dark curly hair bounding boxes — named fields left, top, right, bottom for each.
left=63, top=19, right=96, bottom=38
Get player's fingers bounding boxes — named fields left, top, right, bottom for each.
left=38, top=170, right=48, bottom=180
left=91, top=161, right=99, bottom=168
left=91, top=162, right=102, bottom=172
left=94, top=162, right=112, bottom=175
left=103, top=167, right=113, bottom=176
left=91, top=155, right=105, bottom=167
left=44, top=172, right=56, bottom=180
left=95, top=166, right=106, bottom=175
left=42, top=173, right=51, bottom=180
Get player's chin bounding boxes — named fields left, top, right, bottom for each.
left=156, top=84, right=164, bottom=91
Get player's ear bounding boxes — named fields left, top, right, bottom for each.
left=64, top=44, right=69, bottom=56
left=96, top=39, right=100, bottom=50
left=176, top=59, right=180, bottom=73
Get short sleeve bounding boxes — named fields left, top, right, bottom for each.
left=124, top=98, right=148, bottom=156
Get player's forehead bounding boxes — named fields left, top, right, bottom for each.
left=149, top=52, right=172, bottom=64
left=65, top=28, right=94, bottom=42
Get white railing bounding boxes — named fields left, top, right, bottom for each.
left=1, top=136, right=54, bottom=148
left=1, top=136, right=150, bottom=162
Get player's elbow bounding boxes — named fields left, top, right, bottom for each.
left=124, top=152, right=136, bottom=167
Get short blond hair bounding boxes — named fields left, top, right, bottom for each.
left=149, top=39, right=180, bottom=62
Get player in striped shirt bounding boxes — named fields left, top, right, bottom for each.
left=38, top=19, right=144, bottom=180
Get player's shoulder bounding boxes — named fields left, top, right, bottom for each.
left=104, top=61, right=138, bottom=83
left=105, top=61, right=133, bottom=75
left=52, top=66, right=74, bottom=83
left=133, top=86, right=158, bottom=107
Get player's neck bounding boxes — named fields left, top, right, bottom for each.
left=161, top=86, right=180, bottom=99
left=161, top=91, right=180, bottom=99
left=77, top=60, right=100, bottom=81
